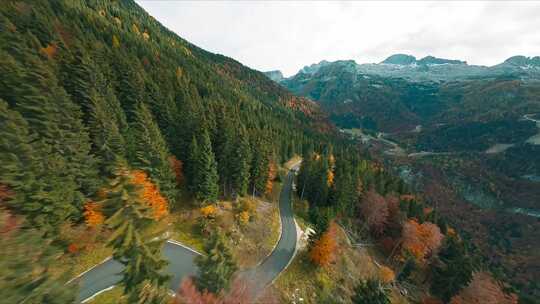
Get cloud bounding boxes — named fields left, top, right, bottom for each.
left=137, top=1, right=540, bottom=76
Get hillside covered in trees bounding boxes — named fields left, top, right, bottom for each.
left=0, top=0, right=332, bottom=232
left=272, top=58, right=540, bottom=302
left=0, top=0, right=335, bottom=302
left=0, top=1, right=530, bottom=304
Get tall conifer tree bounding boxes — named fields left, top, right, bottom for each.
left=191, top=128, right=219, bottom=203
left=0, top=100, right=79, bottom=234
left=195, top=230, right=238, bottom=294
left=0, top=212, right=78, bottom=303
left=231, top=126, right=252, bottom=196
left=102, top=165, right=170, bottom=303
left=133, top=102, right=177, bottom=203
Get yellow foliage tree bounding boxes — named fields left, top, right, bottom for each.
left=327, top=169, right=334, bottom=187
left=237, top=211, right=250, bottom=226
left=265, top=161, right=277, bottom=195
left=132, top=23, right=140, bottom=35
left=328, top=154, right=335, bottom=167
left=379, top=265, right=395, bottom=284
left=356, top=178, right=364, bottom=195
left=176, top=67, right=184, bottom=79
left=238, top=199, right=256, bottom=214
left=112, top=35, right=120, bottom=48
left=180, top=46, right=192, bottom=57
left=200, top=205, right=217, bottom=218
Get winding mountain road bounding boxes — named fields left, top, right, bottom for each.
left=75, top=164, right=300, bottom=303
left=239, top=166, right=299, bottom=296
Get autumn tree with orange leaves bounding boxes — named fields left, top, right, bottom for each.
left=169, top=155, right=184, bottom=187
left=401, top=220, right=443, bottom=262
left=40, top=43, right=57, bottom=59
left=309, top=223, right=337, bottom=267
left=265, top=160, right=277, bottom=195
left=100, top=165, right=170, bottom=303
left=379, top=265, right=396, bottom=284
left=327, top=169, right=335, bottom=187
left=131, top=170, right=168, bottom=220
left=450, top=272, right=518, bottom=304
left=83, top=201, right=104, bottom=227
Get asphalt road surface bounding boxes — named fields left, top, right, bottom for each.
left=76, top=165, right=299, bottom=303
left=76, top=242, right=199, bottom=302
left=240, top=167, right=298, bottom=296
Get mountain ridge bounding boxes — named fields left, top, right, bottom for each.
left=265, top=54, right=540, bottom=83
left=263, top=52, right=540, bottom=301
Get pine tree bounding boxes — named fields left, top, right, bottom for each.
left=191, top=128, right=219, bottom=203
left=0, top=211, right=78, bottom=303
left=250, top=139, right=270, bottom=196
left=214, top=110, right=236, bottom=196
left=430, top=236, right=474, bottom=302
left=133, top=102, right=177, bottom=203
left=351, top=279, right=390, bottom=304
left=112, top=52, right=145, bottom=121
left=306, top=156, right=330, bottom=207
left=60, top=47, right=127, bottom=171
left=397, top=257, right=416, bottom=282
left=87, top=88, right=126, bottom=170
left=331, top=158, right=357, bottom=213
left=60, top=46, right=95, bottom=114
left=2, top=50, right=99, bottom=207
left=195, top=230, right=238, bottom=294
left=231, top=126, right=251, bottom=196
left=0, top=100, right=79, bottom=234
left=186, top=136, right=200, bottom=192
left=102, top=165, right=170, bottom=303
left=171, top=83, right=204, bottom=161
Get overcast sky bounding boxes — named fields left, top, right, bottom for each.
left=136, top=1, right=540, bottom=76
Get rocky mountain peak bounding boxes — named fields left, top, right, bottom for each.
left=381, top=54, right=417, bottom=65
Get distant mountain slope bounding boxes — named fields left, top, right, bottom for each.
left=268, top=55, right=540, bottom=300
left=276, top=57, right=540, bottom=132
left=263, top=70, right=284, bottom=82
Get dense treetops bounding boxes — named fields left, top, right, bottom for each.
left=297, top=148, right=519, bottom=303
left=0, top=0, right=340, bottom=233
left=0, top=0, right=526, bottom=302
left=0, top=0, right=338, bottom=300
